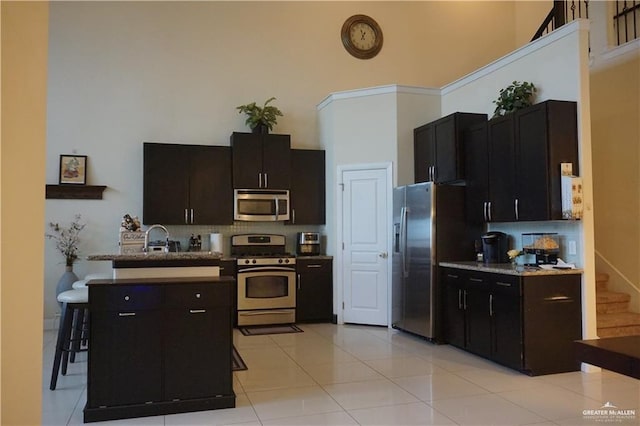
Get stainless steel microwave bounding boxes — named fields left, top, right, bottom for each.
left=234, top=189, right=290, bottom=221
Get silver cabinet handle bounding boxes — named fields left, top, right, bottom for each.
left=544, top=296, right=571, bottom=301
left=259, top=173, right=262, bottom=188
left=463, top=290, right=467, bottom=310
left=307, top=264, right=322, bottom=268
left=447, top=274, right=459, bottom=279
left=458, top=289, right=463, bottom=309
left=469, top=277, right=483, bottom=282
left=488, top=201, right=492, bottom=222
left=189, top=309, right=206, bottom=314
left=515, top=198, right=519, bottom=220
left=119, top=312, right=136, bottom=317
left=297, top=273, right=301, bottom=290
left=483, top=202, right=487, bottom=222
left=190, top=208, right=194, bottom=224
left=184, top=208, right=189, bottom=224
left=489, top=294, right=494, bottom=316
left=292, top=208, right=296, bottom=224
left=264, top=173, right=268, bottom=188
left=496, top=281, right=512, bottom=287
left=432, top=166, right=437, bottom=182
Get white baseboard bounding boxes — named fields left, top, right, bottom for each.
left=44, top=314, right=60, bottom=331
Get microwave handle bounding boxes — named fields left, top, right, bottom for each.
left=274, top=196, right=279, bottom=220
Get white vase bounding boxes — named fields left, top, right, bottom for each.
left=56, top=265, right=78, bottom=306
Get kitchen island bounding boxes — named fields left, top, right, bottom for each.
left=84, top=276, right=235, bottom=423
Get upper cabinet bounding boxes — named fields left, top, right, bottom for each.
left=230, top=132, right=291, bottom=189
left=465, top=100, right=578, bottom=223
left=143, top=143, right=233, bottom=225
left=288, top=149, right=326, bottom=225
left=414, top=112, right=487, bottom=184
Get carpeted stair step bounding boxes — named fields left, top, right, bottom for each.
left=597, top=311, right=640, bottom=338
left=596, top=290, right=631, bottom=313
left=595, top=272, right=610, bottom=291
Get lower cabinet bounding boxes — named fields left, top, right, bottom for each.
left=443, top=267, right=581, bottom=375
left=85, top=278, right=235, bottom=423
left=296, top=258, right=333, bottom=322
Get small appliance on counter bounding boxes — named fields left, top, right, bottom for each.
left=481, top=231, right=509, bottom=263
left=297, top=232, right=321, bottom=255
left=522, top=232, right=560, bottom=265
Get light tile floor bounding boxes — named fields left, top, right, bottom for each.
left=43, top=323, right=639, bottom=425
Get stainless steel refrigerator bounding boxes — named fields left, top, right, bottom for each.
left=392, top=182, right=476, bottom=341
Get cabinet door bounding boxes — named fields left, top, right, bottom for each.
left=465, top=275, right=492, bottom=358
left=231, top=132, right=263, bottom=188
left=434, top=115, right=458, bottom=183
left=143, top=143, right=190, bottom=225
left=464, top=122, right=490, bottom=224
left=88, top=309, right=163, bottom=407
left=443, top=269, right=466, bottom=348
left=296, top=259, right=333, bottom=322
left=189, top=145, right=233, bottom=224
left=164, top=283, right=233, bottom=400
left=289, top=149, right=325, bottom=225
left=414, top=123, right=435, bottom=183
left=490, top=276, right=522, bottom=370
left=515, top=101, right=578, bottom=221
left=487, top=115, right=516, bottom=222
left=261, top=134, right=291, bottom=189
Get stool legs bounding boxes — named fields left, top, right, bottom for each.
left=50, top=301, right=89, bottom=390
left=50, top=302, right=74, bottom=390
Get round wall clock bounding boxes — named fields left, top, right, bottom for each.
left=341, top=14, right=383, bottom=59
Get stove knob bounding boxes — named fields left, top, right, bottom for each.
left=284, top=258, right=290, bottom=264
left=244, top=259, right=250, bottom=264
left=252, top=259, right=257, bottom=264
left=278, top=258, right=283, bottom=264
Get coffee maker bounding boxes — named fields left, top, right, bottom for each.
left=481, top=231, right=509, bottom=263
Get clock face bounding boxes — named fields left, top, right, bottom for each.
left=341, top=15, right=383, bottom=59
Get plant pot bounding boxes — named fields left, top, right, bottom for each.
left=56, top=265, right=79, bottom=306
left=252, top=123, right=269, bottom=135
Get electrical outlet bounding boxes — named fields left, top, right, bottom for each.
left=568, top=240, right=577, bottom=255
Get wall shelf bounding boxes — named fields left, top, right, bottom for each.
left=46, top=185, right=107, bottom=200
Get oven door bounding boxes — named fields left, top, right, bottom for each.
left=234, top=189, right=290, bottom=222
left=237, top=267, right=296, bottom=310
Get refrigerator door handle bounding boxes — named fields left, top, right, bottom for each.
left=400, top=206, right=408, bottom=277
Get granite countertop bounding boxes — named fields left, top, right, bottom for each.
left=440, top=261, right=583, bottom=276
left=87, top=252, right=224, bottom=261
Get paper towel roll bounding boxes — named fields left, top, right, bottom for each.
left=209, top=233, right=223, bottom=254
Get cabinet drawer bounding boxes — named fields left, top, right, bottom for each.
left=90, top=285, right=163, bottom=311
left=491, top=275, right=521, bottom=296
left=165, top=283, right=231, bottom=309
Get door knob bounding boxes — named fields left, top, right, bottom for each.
left=379, top=252, right=388, bottom=259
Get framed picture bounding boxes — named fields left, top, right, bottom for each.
left=59, top=155, right=87, bottom=185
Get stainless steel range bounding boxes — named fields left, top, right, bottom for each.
left=232, top=234, right=296, bottom=326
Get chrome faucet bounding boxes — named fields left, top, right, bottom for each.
left=143, top=224, right=170, bottom=253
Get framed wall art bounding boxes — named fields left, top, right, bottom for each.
left=59, top=155, right=87, bottom=185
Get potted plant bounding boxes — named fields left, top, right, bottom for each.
left=236, top=97, right=283, bottom=134
left=46, top=214, right=85, bottom=300
left=492, top=81, right=537, bottom=118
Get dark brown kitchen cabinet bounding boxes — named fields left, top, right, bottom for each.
left=514, top=100, right=578, bottom=221
left=288, top=149, right=325, bottom=225
left=464, top=100, right=578, bottom=223
left=414, top=112, right=487, bottom=183
left=230, top=132, right=291, bottom=189
left=443, top=267, right=581, bottom=375
left=143, top=143, right=233, bottom=225
left=218, top=260, right=238, bottom=327
left=296, top=258, right=333, bottom=322
left=85, top=278, right=235, bottom=423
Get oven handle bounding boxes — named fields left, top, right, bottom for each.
left=239, top=310, right=294, bottom=316
left=237, top=266, right=296, bottom=273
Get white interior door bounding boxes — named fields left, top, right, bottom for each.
left=341, top=166, right=390, bottom=325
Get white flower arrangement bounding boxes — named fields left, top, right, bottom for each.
left=46, top=214, right=85, bottom=266
left=507, top=249, right=523, bottom=260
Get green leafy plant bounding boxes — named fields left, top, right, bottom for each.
left=236, top=97, right=283, bottom=132
left=46, top=214, right=85, bottom=266
left=492, top=81, right=537, bottom=118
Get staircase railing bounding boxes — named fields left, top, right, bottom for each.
left=532, top=1, right=590, bottom=41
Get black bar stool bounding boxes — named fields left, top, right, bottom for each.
left=50, top=288, right=88, bottom=390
